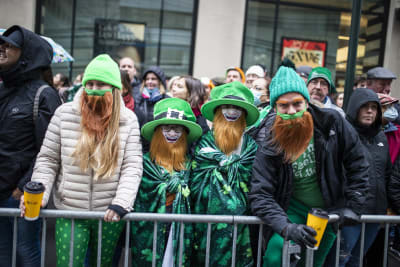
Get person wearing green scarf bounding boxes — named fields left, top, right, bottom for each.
left=131, top=98, right=202, bottom=267
left=190, top=81, right=259, bottom=267
left=249, top=66, right=369, bottom=267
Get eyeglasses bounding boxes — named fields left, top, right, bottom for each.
left=310, top=79, right=329, bottom=88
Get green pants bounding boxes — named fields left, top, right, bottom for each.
left=263, top=199, right=336, bottom=267
left=55, top=218, right=124, bottom=267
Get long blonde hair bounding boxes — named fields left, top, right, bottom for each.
left=72, top=89, right=121, bottom=180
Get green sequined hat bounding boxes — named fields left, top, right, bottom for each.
left=141, top=98, right=202, bottom=143
left=201, top=81, right=259, bottom=126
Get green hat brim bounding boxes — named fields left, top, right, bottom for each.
left=201, top=99, right=260, bottom=126
left=141, top=118, right=203, bottom=143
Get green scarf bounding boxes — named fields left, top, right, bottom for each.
left=190, top=131, right=257, bottom=267
left=131, top=153, right=192, bottom=267
left=276, top=108, right=306, bottom=120
left=84, top=88, right=112, bottom=96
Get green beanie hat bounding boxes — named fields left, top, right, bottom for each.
left=82, top=54, right=122, bottom=90
left=307, top=67, right=336, bottom=93
left=269, top=66, right=310, bottom=107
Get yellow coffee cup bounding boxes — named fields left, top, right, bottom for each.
left=23, top=181, right=45, bottom=221
left=306, top=208, right=329, bottom=250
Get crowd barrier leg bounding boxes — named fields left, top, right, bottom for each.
left=178, top=222, right=184, bottom=267
left=152, top=221, right=158, bottom=267
left=97, top=219, right=102, bottom=267
left=384, top=223, right=389, bottom=267
left=41, top=218, right=47, bottom=267
left=205, top=223, right=212, bottom=267
left=334, top=228, right=341, bottom=267
left=256, top=224, right=263, bottom=267
left=12, top=217, right=17, bottom=267
left=123, top=221, right=130, bottom=267
left=231, top=223, right=238, bottom=267
left=282, top=240, right=301, bottom=267
left=305, top=248, right=314, bottom=267
left=282, top=240, right=290, bottom=267
left=359, top=222, right=366, bottom=267
left=69, top=219, right=74, bottom=267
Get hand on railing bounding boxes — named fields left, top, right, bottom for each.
left=330, top=208, right=359, bottom=227
left=19, top=195, right=45, bottom=217
left=104, top=209, right=120, bottom=222
left=282, top=223, right=317, bottom=248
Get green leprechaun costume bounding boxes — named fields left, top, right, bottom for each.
left=190, top=81, right=259, bottom=267
left=131, top=98, right=202, bottom=267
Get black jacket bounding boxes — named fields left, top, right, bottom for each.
left=389, top=154, right=400, bottom=214
left=0, top=26, right=62, bottom=200
left=248, top=104, right=369, bottom=239
left=134, top=92, right=169, bottom=153
left=346, top=88, right=391, bottom=214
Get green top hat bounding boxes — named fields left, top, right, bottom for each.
left=141, top=98, right=202, bottom=143
left=201, top=81, right=259, bottom=126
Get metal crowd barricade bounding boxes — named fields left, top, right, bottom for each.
left=0, top=208, right=399, bottom=267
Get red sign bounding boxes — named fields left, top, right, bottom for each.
left=281, top=37, right=327, bottom=67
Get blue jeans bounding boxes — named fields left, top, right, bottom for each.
left=0, top=196, right=42, bottom=267
left=338, top=223, right=380, bottom=267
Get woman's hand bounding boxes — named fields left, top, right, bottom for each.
left=104, top=209, right=120, bottom=222
left=19, top=195, right=45, bottom=217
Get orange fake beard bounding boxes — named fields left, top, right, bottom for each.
left=80, top=91, right=113, bottom=141
left=271, top=111, right=314, bottom=163
left=149, top=127, right=188, bottom=173
left=213, top=108, right=247, bottom=155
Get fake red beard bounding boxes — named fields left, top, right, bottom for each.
left=213, top=108, right=246, bottom=155
left=80, top=91, right=113, bottom=141
left=271, top=111, right=314, bottom=163
left=149, top=127, right=188, bottom=173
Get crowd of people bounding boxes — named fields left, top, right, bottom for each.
left=0, top=24, right=400, bottom=267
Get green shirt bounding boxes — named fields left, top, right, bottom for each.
left=292, top=138, right=325, bottom=208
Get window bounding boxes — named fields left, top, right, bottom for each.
left=39, top=0, right=196, bottom=80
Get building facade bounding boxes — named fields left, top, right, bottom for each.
left=1, top=0, right=399, bottom=96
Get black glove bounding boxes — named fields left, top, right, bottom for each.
left=331, top=208, right=360, bottom=226
left=282, top=223, right=317, bottom=248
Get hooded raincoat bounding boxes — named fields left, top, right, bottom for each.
left=0, top=25, right=61, bottom=200
left=346, top=88, right=392, bottom=214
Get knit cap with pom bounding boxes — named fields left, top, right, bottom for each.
left=269, top=66, right=310, bottom=107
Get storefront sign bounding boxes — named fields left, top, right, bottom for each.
left=94, top=19, right=146, bottom=67
left=281, top=37, right=327, bottom=67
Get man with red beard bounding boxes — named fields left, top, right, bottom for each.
left=249, top=66, right=369, bottom=267
left=190, top=81, right=259, bottom=267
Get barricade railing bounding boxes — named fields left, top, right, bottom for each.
left=0, top=208, right=399, bottom=267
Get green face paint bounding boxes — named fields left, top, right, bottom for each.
left=277, top=108, right=306, bottom=120
left=84, top=88, right=112, bottom=96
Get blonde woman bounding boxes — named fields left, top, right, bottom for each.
left=20, top=54, right=143, bottom=267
